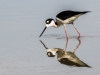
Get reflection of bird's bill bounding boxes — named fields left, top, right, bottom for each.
left=39, top=27, right=47, bottom=37
left=39, top=40, right=48, bottom=49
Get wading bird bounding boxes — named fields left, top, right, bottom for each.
left=39, top=10, right=90, bottom=38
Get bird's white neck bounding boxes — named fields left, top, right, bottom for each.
left=50, top=20, right=58, bottom=28
left=54, top=22, right=58, bottom=28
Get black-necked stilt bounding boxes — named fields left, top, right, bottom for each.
left=40, top=39, right=91, bottom=67
left=39, top=10, right=90, bottom=38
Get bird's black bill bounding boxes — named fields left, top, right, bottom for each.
left=39, top=27, right=47, bottom=37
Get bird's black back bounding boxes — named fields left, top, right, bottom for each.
left=56, top=10, right=89, bottom=20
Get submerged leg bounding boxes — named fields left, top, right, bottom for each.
left=72, top=23, right=81, bottom=38
left=64, top=24, right=68, bottom=39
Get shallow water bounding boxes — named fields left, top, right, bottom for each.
left=0, top=0, right=100, bottom=75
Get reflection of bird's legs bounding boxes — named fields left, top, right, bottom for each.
left=73, top=38, right=81, bottom=53
left=65, top=38, right=68, bottom=51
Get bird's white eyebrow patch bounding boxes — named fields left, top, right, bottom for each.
left=46, top=21, right=49, bottom=23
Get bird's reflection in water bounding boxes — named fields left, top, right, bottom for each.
left=40, top=39, right=91, bottom=68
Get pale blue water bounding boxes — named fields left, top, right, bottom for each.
left=0, top=0, right=100, bottom=75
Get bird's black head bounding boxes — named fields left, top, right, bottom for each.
left=45, top=18, right=54, bottom=24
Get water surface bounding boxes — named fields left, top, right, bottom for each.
left=0, top=0, right=100, bottom=75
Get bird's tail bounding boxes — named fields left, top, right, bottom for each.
left=82, top=11, right=91, bottom=14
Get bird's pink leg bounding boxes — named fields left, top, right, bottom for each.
left=72, top=24, right=81, bottom=38
left=64, top=25, right=68, bottom=39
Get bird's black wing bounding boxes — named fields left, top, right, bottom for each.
left=56, top=10, right=89, bottom=20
